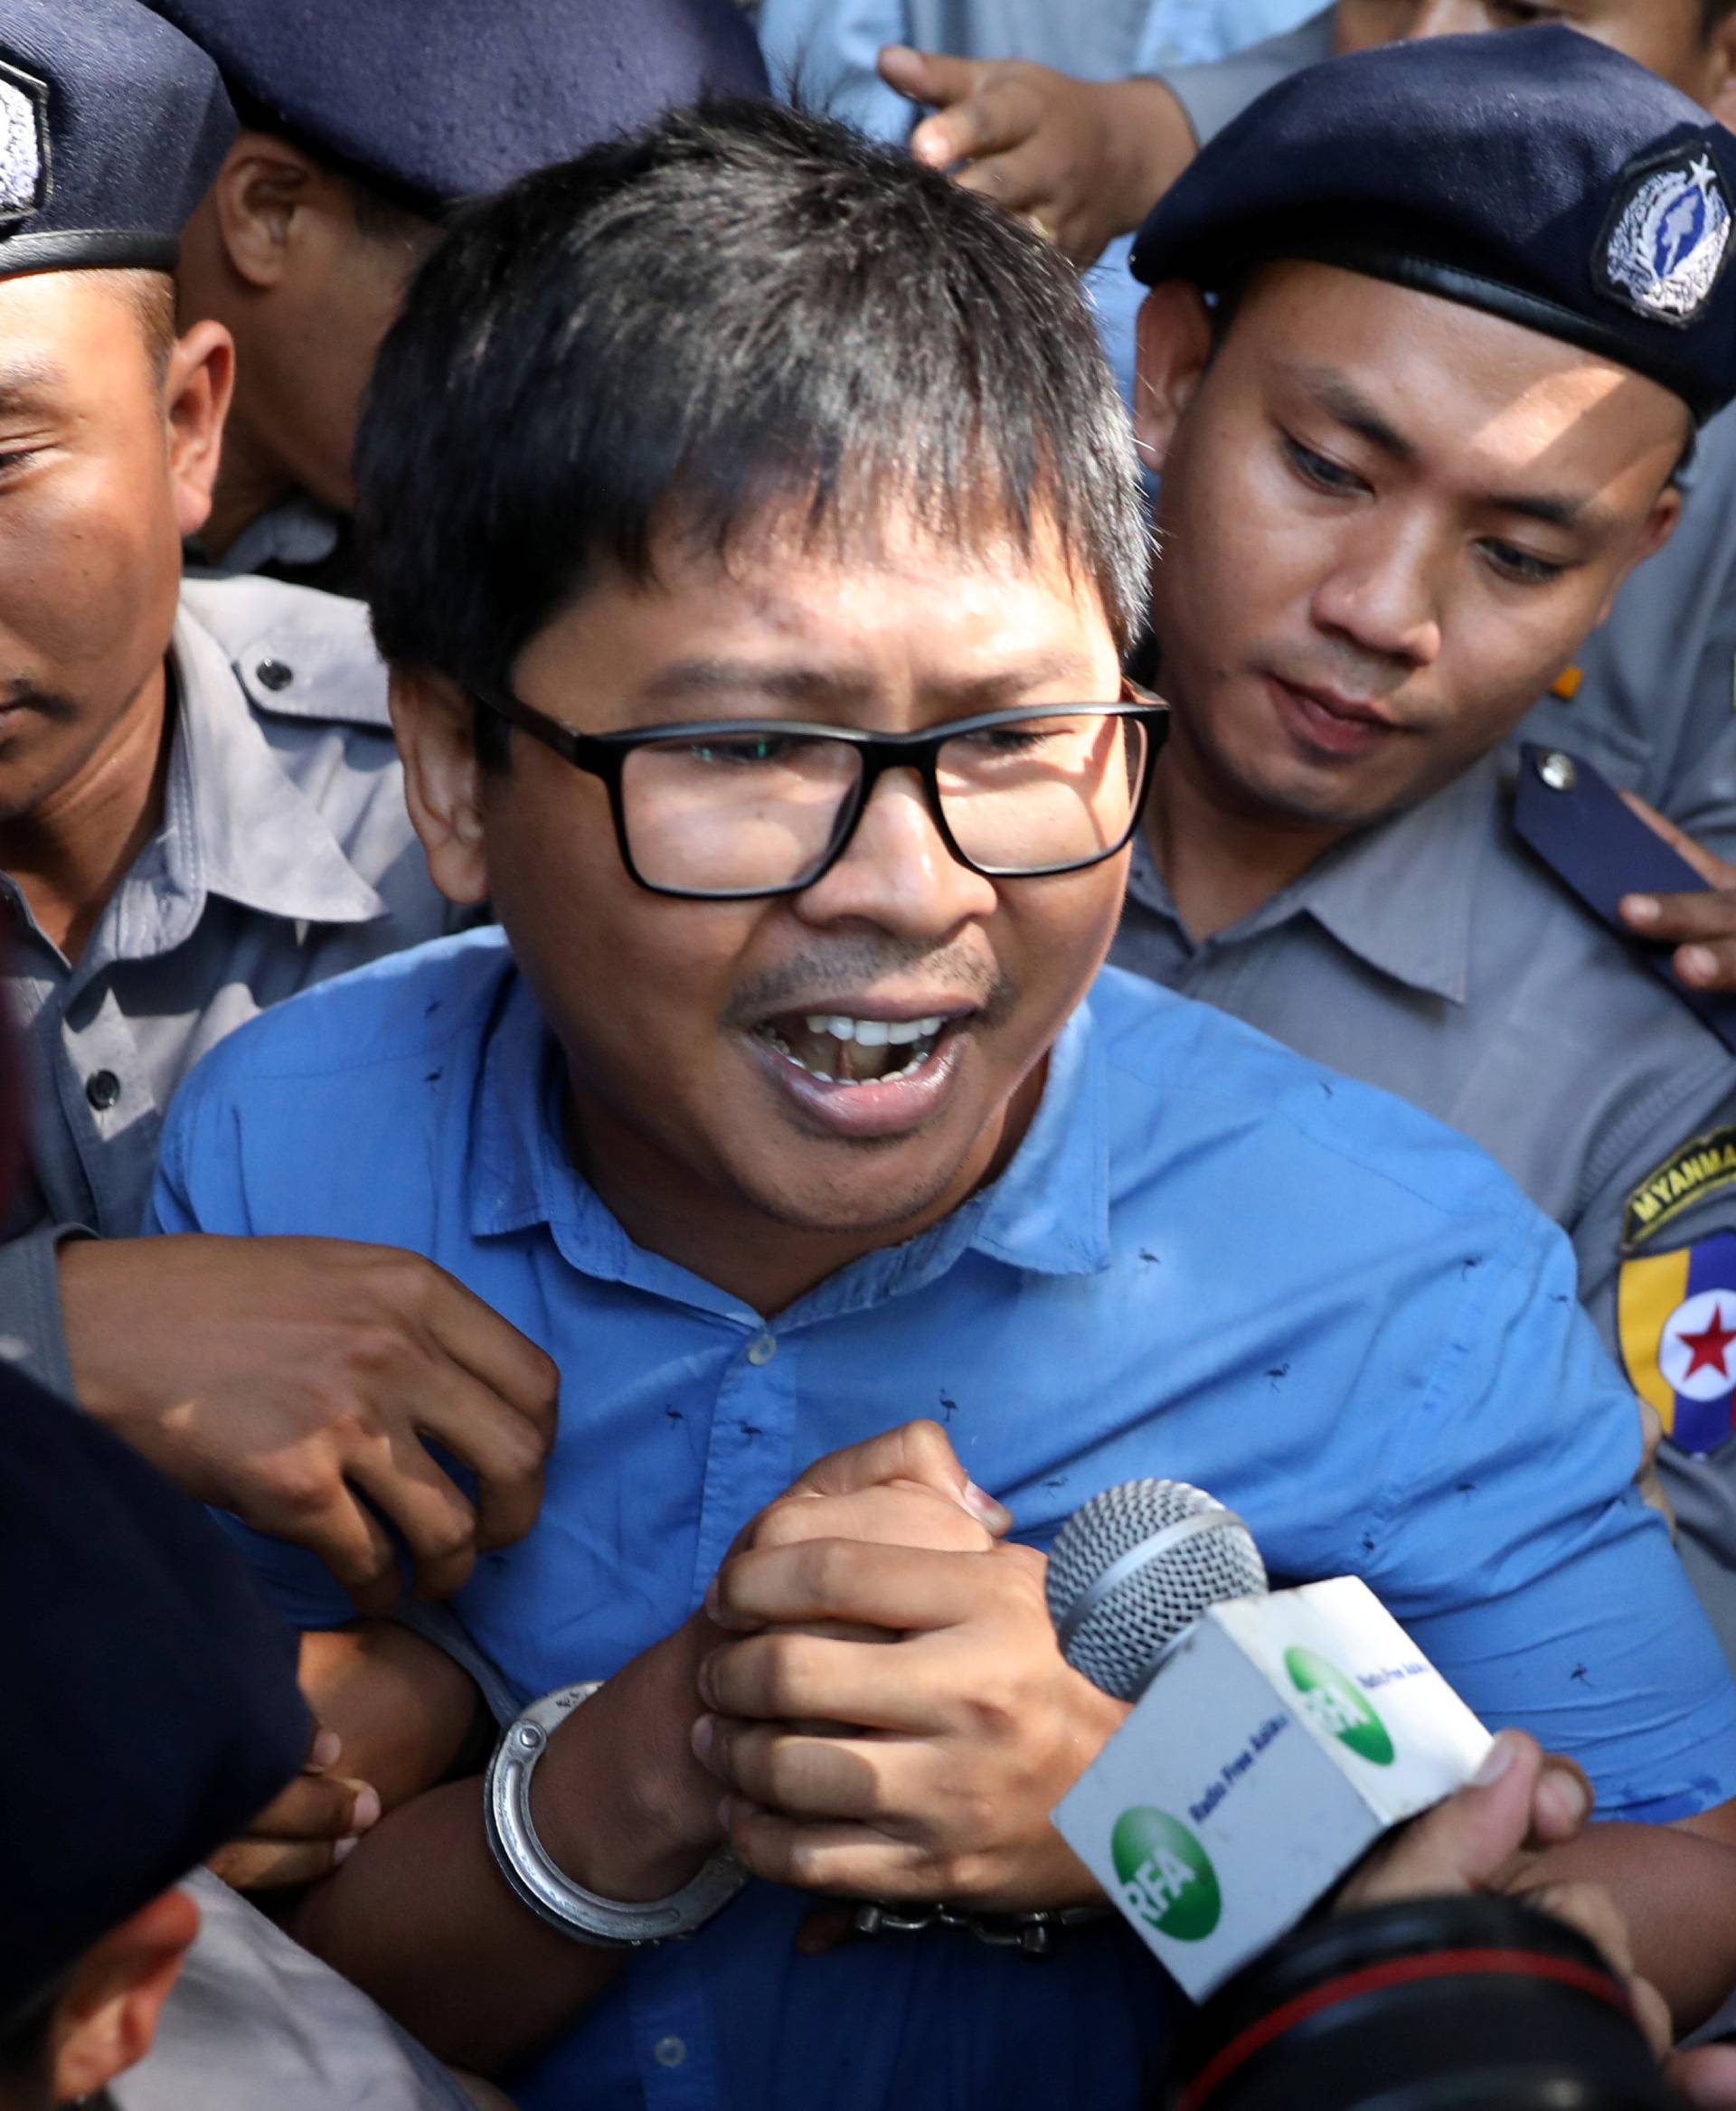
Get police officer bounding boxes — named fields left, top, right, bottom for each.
left=152, top=0, right=769, bottom=592
left=0, top=0, right=559, bottom=1627
left=882, top=4, right=1736, bottom=904
left=1109, top=26, right=1736, bottom=1658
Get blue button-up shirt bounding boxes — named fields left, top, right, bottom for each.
left=149, top=930, right=1736, bottom=2111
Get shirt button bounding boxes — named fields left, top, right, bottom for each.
left=85, top=1070, right=121, bottom=1112
left=1535, top=749, right=1578, bottom=793
left=653, top=2035, right=687, bottom=2068
left=745, top=1334, right=777, bottom=1366
left=255, top=658, right=294, bottom=692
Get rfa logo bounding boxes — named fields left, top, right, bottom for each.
left=1110, top=1807, right=1222, bottom=1942
left=1285, top=1646, right=1395, bottom=1766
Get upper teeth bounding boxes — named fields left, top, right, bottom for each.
left=804, top=1014, right=946, bottom=1047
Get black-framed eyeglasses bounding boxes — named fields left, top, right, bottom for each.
left=469, top=681, right=1168, bottom=901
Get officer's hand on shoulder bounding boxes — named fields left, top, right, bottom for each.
left=878, top=44, right=1195, bottom=267
left=57, top=1234, right=559, bottom=1612
left=1618, top=795, right=1736, bottom=994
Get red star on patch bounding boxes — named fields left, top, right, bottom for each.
left=1682, top=1303, right=1736, bottom=1380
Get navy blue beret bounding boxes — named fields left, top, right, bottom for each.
left=144, top=0, right=770, bottom=215
left=1132, top=26, right=1736, bottom=425
left=0, top=0, right=232, bottom=283
left=0, top=1361, right=309, bottom=2027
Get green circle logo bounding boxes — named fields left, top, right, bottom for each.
left=1110, top=1807, right=1222, bottom=1942
left=1285, top=1646, right=1395, bottom=1766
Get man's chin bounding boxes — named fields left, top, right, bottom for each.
left=732, top=1149, right=979, bottom=1241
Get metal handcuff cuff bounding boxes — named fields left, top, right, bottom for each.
left=486, top=1681, right=1108, bottom=1958
left=484, top=1682, right=745, bottom=1946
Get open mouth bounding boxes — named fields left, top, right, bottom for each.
left=754, top=1012, right=950, bottom=1086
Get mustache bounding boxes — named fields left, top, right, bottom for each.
left=725, top=938, right=1017, bottom=1027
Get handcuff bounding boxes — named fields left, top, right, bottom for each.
left=849, top=1899, right=1111, bottom=1961
left=486, top=1678, right=1108, bottom=1958
left=484, top=1681, right=744, bottom=1947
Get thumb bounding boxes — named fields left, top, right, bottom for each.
left=787, top=1418, right=1013, bottom=1532
left=1339, top=1732, right=1550, bottom=1910
left=878, top=43, right=981, bottom=109
left=1618, top=788, right=1736, bottom=891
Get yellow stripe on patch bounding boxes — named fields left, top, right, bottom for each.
left=1619, top=1248, right=1693, bottom=1433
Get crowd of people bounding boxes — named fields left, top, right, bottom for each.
left=14, top=0, right=1736, bottom=2106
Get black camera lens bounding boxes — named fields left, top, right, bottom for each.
left=1172, top=1895, right=1677, bottom=2111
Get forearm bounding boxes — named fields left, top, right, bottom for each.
left=1517, top=1821, right=1736, bottom=2030
left=1096, top=76, right=1196, bottom=240
left=288, top=1773, right=627, bottom=2070
left=289, top=1615, right=723, bottom=2071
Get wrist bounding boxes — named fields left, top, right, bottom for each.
left=1100, top=75, right=1195, bottom=231
left=530, top=1613, right=722, bottom=1900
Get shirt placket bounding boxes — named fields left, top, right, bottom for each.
left=626, top=1318, right=800, bottom=2108
left=52, top=977, right=161, bottom=1237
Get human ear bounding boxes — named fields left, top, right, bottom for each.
left=1132, top=282, right=1215, bottom=476
left=163, top=320, right=235, bottom=542
left=46, top=1888, right=199, bottom=2103
left=391, top=668, right=493, bottom=907
left=207, top=133, right=332, bottom=294
left=1591, top=479, right=1684, bottom=627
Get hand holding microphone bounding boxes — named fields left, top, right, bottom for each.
left=1048, top=1476, right=1493, bottom=1998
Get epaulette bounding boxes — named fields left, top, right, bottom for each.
left=1513, top=740, right=1736, bottom=1058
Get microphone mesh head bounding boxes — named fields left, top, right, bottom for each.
left=1046, top=1479, right=1268, bottom=1701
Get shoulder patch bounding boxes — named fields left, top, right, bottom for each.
left=1620, top=1232, right=1736, bottom=1454
left=1624, top=1125, right=1736, bottom=1251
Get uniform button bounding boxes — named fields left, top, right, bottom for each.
left=1535, top=749, right=1578, bottom=793
left=85, top=1070, right=121, bottom=1112
left=255, top=658, right=294, bottom=692
left=653, top=2036, right=687, bottom=2068
left=746, top=1334, right=777, bottom=1366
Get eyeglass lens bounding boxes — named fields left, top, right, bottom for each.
left=618, top=714, right=1147, bottom=894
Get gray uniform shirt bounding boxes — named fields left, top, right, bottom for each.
left=1110, top=749, right=1736, bottom=1663
left=0, top=574, right=454, bottom=1397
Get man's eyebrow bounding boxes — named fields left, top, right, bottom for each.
left=1485, top=489, right=1615, bottom=537
left=637, top=647, right=1101, bottom=712
left=0, top=355, right=66, bottom=411
left=1289, top=364, right=1416, bottom=461
left=1288, top=363, right=1616, bottom=537
left=637, top=661, right=873, bottom=712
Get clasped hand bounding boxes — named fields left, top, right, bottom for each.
left=693, top=1420, right=1125, bottom=1910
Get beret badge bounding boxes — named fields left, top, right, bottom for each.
left=0, top=60, right=46, bottom=229
left=1599, top=144, right=1732, bottom=328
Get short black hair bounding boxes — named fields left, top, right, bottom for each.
left=355, top=99, right=1148, bottom=737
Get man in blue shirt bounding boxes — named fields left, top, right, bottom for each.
left=150, top=88, right=1736, bottom=2111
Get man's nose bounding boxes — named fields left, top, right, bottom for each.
left=1310, top=517, right=1445, bottom=672
left=793, top=768, right=1000, bottom=936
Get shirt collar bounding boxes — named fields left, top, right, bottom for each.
left=162, top=598, right=387, bottom=929
left=1293, top=756, right=1495, bottom=1004
left=1133, top=753, right=1496, bottom=1005
left=467, top=964, right=1112, bottom=1314
left=200, top=493, right=344, bottom=579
